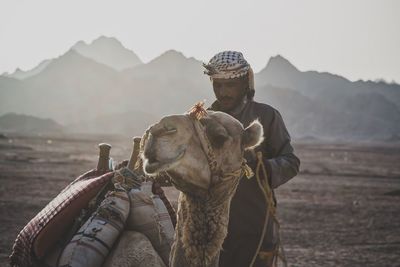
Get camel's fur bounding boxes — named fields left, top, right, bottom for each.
left=104, top=231, right=166, bottom=267
left=142, top=111, right=263, bottom=267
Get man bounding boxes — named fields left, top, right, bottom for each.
left=203, top=51, right=300, bottom=267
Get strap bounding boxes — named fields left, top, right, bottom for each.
left=249, top=152, right=288, bottom=267
left=256, top=152, right=276, bottom=216
left=191, top=117, right=218, bottom=176
left=112, top=167, right=143, bottom=190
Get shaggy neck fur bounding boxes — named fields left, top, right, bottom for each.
left=170, top=174, right=241, bottom=267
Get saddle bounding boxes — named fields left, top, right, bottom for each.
left=9, top=169, right=114, bottom=267
left=10, top=141, right=176, bottom=267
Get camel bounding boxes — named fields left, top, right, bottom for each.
left=10, top=107, right=263, bottom=267
left=140, top=109, right=264, bottom=267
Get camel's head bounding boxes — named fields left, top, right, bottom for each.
left=142, top=111, right=263, bottom=197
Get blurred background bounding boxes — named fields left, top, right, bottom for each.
left=0, top=0, right=399, bottom=266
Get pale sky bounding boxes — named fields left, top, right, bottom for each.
left=0, top=0, right=399, bottom=83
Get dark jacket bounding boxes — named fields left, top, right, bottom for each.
left=210, top=99, right=300, bottom=267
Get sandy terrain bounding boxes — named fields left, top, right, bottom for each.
left=0, top=134, right=399, bottom=266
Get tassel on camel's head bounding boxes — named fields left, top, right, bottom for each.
left=187, top=101, right=208, bottom=120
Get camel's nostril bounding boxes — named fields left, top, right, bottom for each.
left=148, top=159, right=157, bottom=165
left=146, top=154, right=158, bottom=164
left=144, top=145, right=157, bottom=163
left=143, top=134, right=157, bottom=163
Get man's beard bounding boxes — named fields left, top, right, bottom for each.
left=217, top=93, right=247, bottom=113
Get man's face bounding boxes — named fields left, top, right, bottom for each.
left=212, top=77, right=247, bottom=112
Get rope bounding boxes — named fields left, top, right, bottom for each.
left=187, top=107, right=288, bottom=266
left=112, top=167, right=143, bottom=191
left=249, top=152, right=288, bottom=267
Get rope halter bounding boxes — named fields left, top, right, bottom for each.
left=187, top=102, right=253, bottom=190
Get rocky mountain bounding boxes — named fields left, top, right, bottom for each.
left=119, top=50, right=212, bottom=116
left=0, top=113, right=64, bottom=134
left=67, top=110, right=158, bottom=136
left=255, top=84, right=400, bottom=140
left=256, top=55, right=400, bottom=108
left=2, top=59, right=52, bottom=80
left=1, top=36, right=142, bottom=81
left=255, top=55, right=400, bottom=140
left=0, top=39, right=399, bottom=140
left=0, top=48, right=212, bottom=136
left=72, top=36, right=143, bottom=71
left=0, top=50, right=127, bottom=125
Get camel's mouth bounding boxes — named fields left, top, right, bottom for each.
left=143, top=149, right=186, bottom=175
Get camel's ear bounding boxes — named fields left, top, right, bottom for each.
left=243, top=120, right=264, bottom=150
left=200, top=118, right=229, bottom=149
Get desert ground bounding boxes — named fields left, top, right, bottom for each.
left=0, top=133, right=399, bottom=266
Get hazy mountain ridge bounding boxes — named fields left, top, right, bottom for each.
left=256, top=84, right=400, bottom=139
left=1, top=36, right=142, bottom=80
left=256, top=55, right=400, bottom=108
left=0, top=50, right=127, bottom=125
left=2, top=59, right=53, bottom=80
left=118, top=49, right=212, bottom=117
left=66, top=110, right=158, bottom=136
left=255, top=55, right=400, bottom=139
left=72, top=36, right=143, bottom=71
left=0, top=37, right=399, bottom=140
left=0, top=113, right=63, bottom=134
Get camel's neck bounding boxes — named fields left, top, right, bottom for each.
left=170, top=176, right=240, bottom=267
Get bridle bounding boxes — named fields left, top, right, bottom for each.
left=186, top=103, right=253, bottom=191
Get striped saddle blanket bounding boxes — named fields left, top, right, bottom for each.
left=9, top=169, right=114, bottom=267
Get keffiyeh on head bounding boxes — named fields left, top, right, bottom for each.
left=203, top=51, right=254, bottom=90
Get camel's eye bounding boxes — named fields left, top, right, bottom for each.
left=150, top=124, right=177, bottom=137
left=161, top=125, right=177, bottom=136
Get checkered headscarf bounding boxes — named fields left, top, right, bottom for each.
left=203, top=51, right=254, bottom=90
